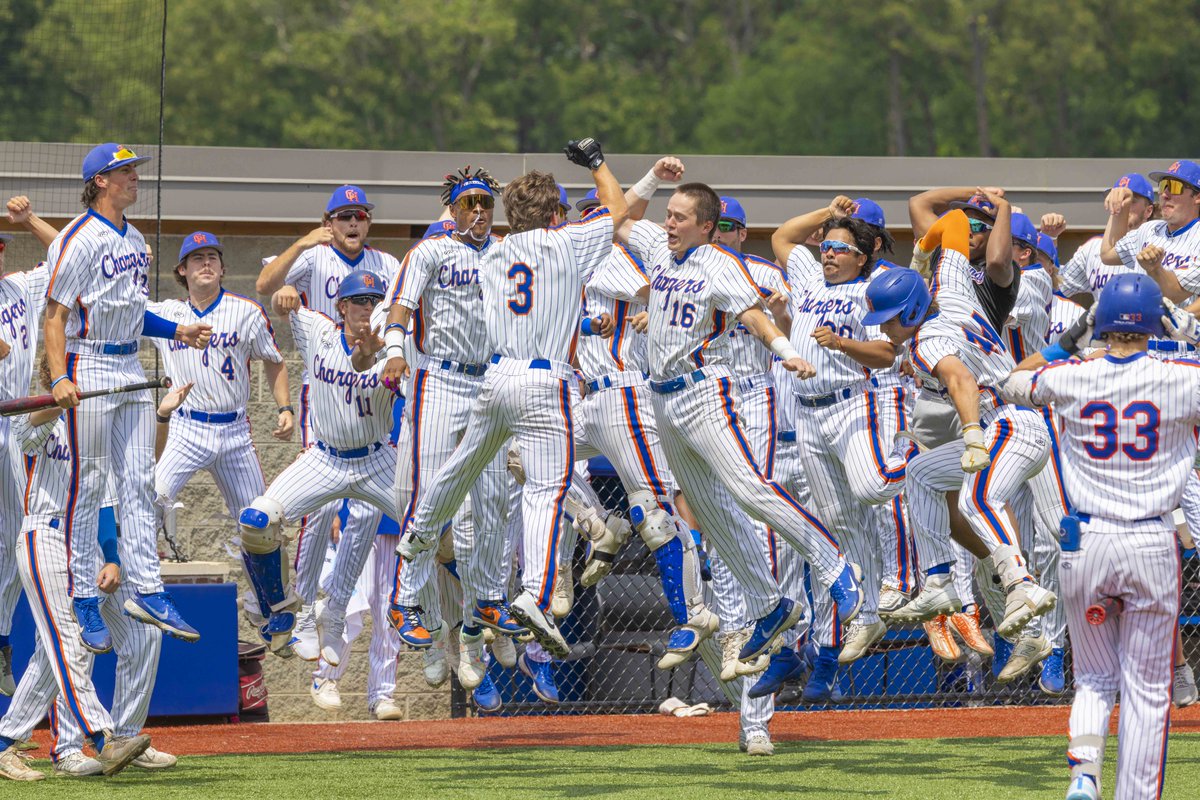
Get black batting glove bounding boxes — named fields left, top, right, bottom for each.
left=564, top=138, right=605, bottom=171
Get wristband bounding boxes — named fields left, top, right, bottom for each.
left=581, top=317, right=599, bottom=336
left=384, top=327, right=408, bottom=353
left=1039, top=342, right=1072, bottom=362
left=631, top=169, right=662, bottom=201
left=51, top=375, right=69, bottom=390
left=384, top=345, right=406, bottom=360
left=277, top=405, right=295, bottom=415
left=768, top=336, right=801, bottom=362
left=156, top=413, right=171, bottom=424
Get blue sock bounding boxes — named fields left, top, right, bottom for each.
left=0, top=634, right=9, bottom=648
left=0, top=734, right=14, bottom=749
left=91, top=731, right=106, bottom=752
left=926, top=562, right=951, bottom=577
left=462, top=622, right=482, bottom=636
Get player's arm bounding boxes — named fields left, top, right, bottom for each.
left=255, top=227, right=334, bottom=295
left=44, top=300, right=78, bottom=409
left=929, top=354, right=990, bottom=472
left=908, top=186, right=980, bottom=240
left=811, top=326, right=898, bottom=369
left=979, top=189, right=1014, bottom=287
left=96, top=512, right=121, bottom=593
left=1099, top=187, right=1135, bottom=266
left=264, top=360, right=293, bottom=440
left=1138, top=245, right=1193, bottom=303
left=771, top=196, right=854, bottom=265
left=154, top=381, right=194, bottom=459
left=6, top=196, right=58, bottom=249
left=378, top=289, right=415, bottom=383
left=563, top=139, right=628, bottom=239
left=623, top=157, right=685, bottom=227
left=738, top=305, right=816, bottom=379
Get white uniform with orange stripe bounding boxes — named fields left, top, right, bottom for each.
left=1029, top=352, right=1198, bottom=800
left=45, top=210, right=161, bottom=601
left=621, top=220, right=848, bottom=614
left=402, top=208, right=613, bottom=613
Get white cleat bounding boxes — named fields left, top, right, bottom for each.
left=457, top=629, right=487, bottom=690
left=53, top=751, right=103, bottom=777
left=996, top=635, right=1052, bottom=683
left=1174, top=661, right=1199, bottom=708
left=550, top=564, right=575, bottom=619
left=739, top=730, right=774, bottom=757
left=372, top=698, right=404, bottom=721
left=131, top=746, right=177, bottom=770
left=998, top=582, right=1056, bottom=639
left=489, top=632, right=518, bottom=669
left=510, top=592, right=569, bottom=659
left=423, top=624, right=451, bottom=687
left=877, top=585, right=912, bottom=620
left=887, top=574, right=959, bottom=625
left=310, top=677, right=342, bottom=711
left=292, top=603, right=320, bottom=662
left=0, top=745, right=44, bottom=781
left=315, top=601, right=346, bottom=667
left=1065, top=776, right=1099, bottom=800
left=839, top=619, right=887, bottom=664
left=0, top=645, right=14, bottom=697
left=96, top=733, right=151, bottom=777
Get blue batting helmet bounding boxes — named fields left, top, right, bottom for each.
left=862, top=268, right=932, bottom=327
left=1094, top=273, right=1165, bottom=338
left=338, top=269, right=385, bottom=301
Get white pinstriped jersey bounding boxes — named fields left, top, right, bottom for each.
left=148, top=290, right=283, bottom=414
left=624, top=220, right=763, bottom=381
left=579, top=244, right=650, bottom=378
left=389, top=233, right=498, bottom=364
left=788, top=272, right=887, bottom=395
left=484, top=208, right=613, bottom=363
left=45, top=210, right=150, bottom=342
left=729, top=254, right=790, bottom=379
left=1031, top=352, right=1200, bottom=519
left=285, top=244, right=401, bottom=320
left=291, top=308, right=397, bottom=448
left=785, top=244, right=822, bottom=285
left=0, top=264, right=49, bottom=400
left=907, top=313, right=1015, bottom=413
left=1057, top=236, right=1132, bottom=298
left=1115, top=218, right=1200, bottom=282
left=1046, top=291, right=1084, bottom=346
left=1004, top=265, right=1052, bottom=362
left=928, top=247, right=988, bottom=326
left=14, top=414, right=70, bottom=516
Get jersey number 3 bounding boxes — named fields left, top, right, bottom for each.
left=508, top=263, right=534, bottom=315
left=1080, top=400, right=1159, bottom=460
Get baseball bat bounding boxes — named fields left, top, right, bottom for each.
left=0, top=376, right=173, bottom=417
left=1086, top=596, right=1123, bottom=626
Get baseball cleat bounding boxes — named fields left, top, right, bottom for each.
left=372, top=698, right=404, bottom=721
left=96, top=733, right=151, bottom=777
left=423, top=625, right=451, bottom=687
left=124, top=592, right=200, bottom=642
left=1174, top=661, right=1199, bottom=708
left=473, top=673, right=503, bottom=713
left=997, top=634, right=1052, bottom=683
left=828, top=562, right=864, bottom=627
left=888, top=573, right=959, bottom=624
left=740, top=598, right=802, bottom=662
left=471, top=600, right=527, bottom=636
left=292, top=603, right=320, bottom=661
left=73, top=597, right=113, bottom=654
left=1065, top=775, right=1099, bottom=800
left=657, top=608, right=719, bottom=669
left=719, top=629, right=763, bottom=681
left=457, top=629, right=487, bottom=689
left=1039, top=647, right=1067, bottom=696
left=550, top=566, right=575, bottom=619
left=739, top=730, right=774, bottom=757
left=395, top=530, right=436, bottom=561
left=949, top=605, right=994, bottom=656
left=748, top=646, right=806, bottom=699
left=992, top=634, right=1013, bottom=680
left=488, top=631, right=518, bottom=669
left=387, top=604, right=433, bottom=649
left=310, top=677, right=342, bottom=711
left=518, top=652, right=560, bottom=705
left=997, top=581, right=1056, bottom=639
left=315, top=602, right=346, bottom=667
left=923, top=616, right=963, bottom=662
left=877, top=585, right=912, bottom=620
left=0, top=745, right=44, bottom=781
left=53, top=751, right=103, bottom=777
left=0, top=645, right=14, bottom=696
left=510, top=592, right=570, bottom=659
left=801, top=644, right=841, bottom=704
left=131, top=746, right=177, bottom=770
left=839, top=619, right=887, bottom=664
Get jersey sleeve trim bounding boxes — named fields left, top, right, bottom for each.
left=46, top=215, right=93, bottom=297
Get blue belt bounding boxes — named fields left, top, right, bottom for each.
left=1148, top=340, right=1196, bottom=353
left=649, top=369, right=709, bottom=395
left=50, top=519, right=59, bottom=529
left=490, top=354, right=550, bottom=370
left=796, top=386, right=856, bottom=409
left=180, top=409, right=239, bottom=424
left=588, top=373, right=648, bottom=393
left=1076, top=511, right=1165, bottom=524
left=99, top=341, right=138, bottom=355
left=440, top=359, right=487, bottom=377
left=316, top=441, right=383, bottom=459
left=777, top=431, right=797, bottom=443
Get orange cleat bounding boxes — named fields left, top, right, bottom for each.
left=923, top=615, right=963, bottom=662
left=949, top=606, right=995, bottom=657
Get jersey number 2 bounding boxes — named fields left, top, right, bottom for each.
left=1080, top=400, right=1159, bottom=460
left=508, top=263, right=533, bottom=315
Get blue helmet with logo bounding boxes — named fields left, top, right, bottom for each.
left=862, top=268, right=932, bottom=327
left=338, top=269, right=385, bottom=301
left=1094, top=273, right=1165, bottom=338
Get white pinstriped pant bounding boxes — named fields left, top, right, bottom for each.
left=154, top=415, right=266, bottom=526
left=0, top=420, right=26, bottom=636
left=1064, top=522, right=1178, bottom=800
left=872, top=381, right=916, bottom=594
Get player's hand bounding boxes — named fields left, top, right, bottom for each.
left=0, top=338, right=10, bottom=361
left=781, top=356, right=816, bottom=379
left=177, top=323, right=213, bottom=349
left=272, top=285, right=301, bottom=314
left=1057, top=306, right=1096, bottom=356
left=976, top=186, right=1008, bottom=208
left=1136, top=244, right=1165, bottom=274
left=6, top=195, right=32, bottom=224
left=297, top=226, right=335, bottom=250
left=595, top=312, right=615, bottom=338
left=960, top=424, right=991, bottom=473
left=97, top=563, right=121, bottom=594
left=350, top=324, right=386, bottom=360
left=766, top=289, right=790, bottom=321
left=1162, top=298, right=1200, bottom=345
left=157, top=381, right=194, bottom=418
left=652, top=157, right=685, bottom=182
left=811, top=327, right=843, bottom=352
left=630, top=311, right=649, bottom=334
left=1040, top=213, right=1067, bottom=238
left=273, top=408, right=294, bottom=441
left=330, top=515, right=342, bottom=546
left=381, top=356, right=411, bottom=391
left=1104, top=187, right=1134, bottom=217
left=828, top=195, right=855, bottom=220
left=53, top=377, right=80, bottom=409
left=564, top=138, right=605, bottom=171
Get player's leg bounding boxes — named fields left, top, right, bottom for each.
left=0, top=640, right=61, bottom=765
left=0, top=424, right=26, bottom=644
left=102, top=579, right=169, bottom=767
left=874, top=499, right=915, bottom=612
left=368, top=533, right=405, bottom=711
left=841, top=389, right=908, bottom=506
left=462, top=446, right=519, bottom=627
left=61, top=377, right=113, bottom=605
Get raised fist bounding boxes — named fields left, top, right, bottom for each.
left=564, top=138, right=605, bottom=171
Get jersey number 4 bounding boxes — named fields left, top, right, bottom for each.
left=1080, top=400, right=1159, bottom=460
left=508, top=263, right=534, bottom=315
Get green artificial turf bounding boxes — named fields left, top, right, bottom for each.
left=13, top=735, right=1198, bottom=799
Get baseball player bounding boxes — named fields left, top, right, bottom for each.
left=256, top=185, right=401, bottom=645
left=237, top=270, right=399, bottom=662
left=1005, top=274, right=1192, bottom=800
left=1057, top=174, right=1155, bottom=306
left=45, top=143, right=212, bottom=649
left=149, top=232, right=294, bottom=649
left=392, top=139, right=627, bottom=659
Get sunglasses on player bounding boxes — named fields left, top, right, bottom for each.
left=345, top=295, right=381, bottom=307
left=716, top=220, right=743, bottom=233
left=819, top=240, right=864, bottom=256
left=331, top=209, right=371, bottom=222
left=969, top=219, right=992, bottom=234
left=454, top=194, right=495, bottom=211
left=1159, top=178, right=1196, bottom=197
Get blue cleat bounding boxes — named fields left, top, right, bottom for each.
left=747, top=647, right=806, bottom=699
left=992, top=634, right=1013, bottom=680
left=518, top=652, right=560, bottom=705
left=1039, top=647, right=1066, bottom=696
left=740, top=598, right=803, bottom=662
left=828, top=562, right=864, bottom=627
left=473, top=673, right=503, bottom=713
left=471, top=600, right=527, bottom=636
left=801, top=644, right=841, bottom=704
left=387, top=604, right=433, bottom=648
left=72, top=598, right=112, bottom=654
left=123, top=592, right=200, bottom=642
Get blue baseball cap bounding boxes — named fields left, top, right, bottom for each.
left=850, top=198, right=886, bottom=229
left=338, top=269, right=385, bottom=300
left=82, top=143, right=151, bottom=182
left=948, top=193, right=998, bottom=221
left=326, top=184, right=374, bottom=214
left=422, top=219, right=454, bottom=239
left=177, top=231, right=223, bottom=265
left=719, top=196, right=747, bottom=227
left=1036, top=232, right=1059, bottom=266
left=575, top=188, right=600, bottom=212
left=1010, top=212, right=1039, bottom=250
left=1149, top=160, right=1200, bottom=191
left=556, top=184, right=570, bottom=211
left=1113, top=173, right=1154, bottom=202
